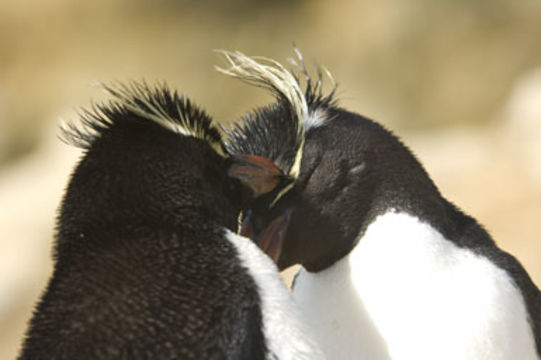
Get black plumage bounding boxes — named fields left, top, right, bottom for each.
left=223, top=67, right=334, bottom=179
left=224, top=102, right=302, bottom=177
left=19, top=82, right=267, bottom=360
left=224, top=55, right=541, bottom=356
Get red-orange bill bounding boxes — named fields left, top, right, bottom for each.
left=228, top=154, right=283, bottom=197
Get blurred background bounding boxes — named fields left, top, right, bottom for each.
left=1, top=0, right=541, bottom=357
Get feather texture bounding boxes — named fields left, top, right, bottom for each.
left=59, top=81, right=224, bottom=156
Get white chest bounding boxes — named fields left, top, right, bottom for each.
left=292, top=211, right=538, bottom=360
left=225, top=230, right=325, bottom=360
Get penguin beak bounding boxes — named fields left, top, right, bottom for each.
left=242, top=209, right=293, bottom=263
left=228, top=154, right=284, bottom=198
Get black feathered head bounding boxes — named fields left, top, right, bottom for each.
left=57, top=81, right=250, bottom=239
left=217, top=50, right=336, bottom=207
left=217, top=50, right=340, bottom=266
left=60, top=81, right=225, bottom=157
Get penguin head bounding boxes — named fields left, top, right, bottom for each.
left=218, top=50, right=346, bottom=271
left=221, top=51, right=441, bottom=272
left=59, top=81, right=249, bottom=238
left=227, top=111, right=376, bottom=272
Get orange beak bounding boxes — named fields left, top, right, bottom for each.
left=228, top=154, right=284, bottom=197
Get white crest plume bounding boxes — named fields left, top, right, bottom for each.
left=215, top=50, right=307, bottom=179
left=59, top=81, right=224, bottom=156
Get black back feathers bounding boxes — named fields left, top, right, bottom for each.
left=19, top=81, right=269, bottom=359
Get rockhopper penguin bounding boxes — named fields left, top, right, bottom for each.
left=18, top=81, right=324, bottom=360
left=220, top=51, right=541, bottom=360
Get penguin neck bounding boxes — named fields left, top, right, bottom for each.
left=293, top=210, right=538, bottom=359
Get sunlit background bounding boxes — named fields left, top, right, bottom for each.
left=1, top=0, right=541, bottom=357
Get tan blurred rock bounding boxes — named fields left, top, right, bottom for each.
left=0, top=120, right=80, bottom=359
left=505, top=67, right=541, bottom=187
left=405, top=124, right=541, bottom=289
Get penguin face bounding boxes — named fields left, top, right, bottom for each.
left=235, top=104, right=447, bottom=272
left=236, top=114, right=382, bottom=272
